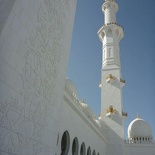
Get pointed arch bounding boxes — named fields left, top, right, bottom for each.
left=72, top=137, right=79, bottom=155
left=61, top=130, right=70, bottom=155
left=106, top=28, right=112, bottom=37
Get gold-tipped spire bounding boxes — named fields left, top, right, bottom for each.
left=81, top=98, right=85, bottom=103
left=137, top=113, right=141, bottom=118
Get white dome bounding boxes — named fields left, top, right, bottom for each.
left=128, top=117, right=153, bottom=139
left=80, top=100, right=96, bottom=119
left=65, top=78, right=78, bottom=96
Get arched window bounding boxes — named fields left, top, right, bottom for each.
left=72, top=137, right=79, bottom=155
left=97, top=153, right=100, bottom=155
left=87, top=147, right=91, bottom=155
left=107, top=29, right=112, bottom=37
left=80, top=142, right=86, bottom=155
left=61, top=131, right=70, bottom=155
left=92, top=150, right=96, bottom=155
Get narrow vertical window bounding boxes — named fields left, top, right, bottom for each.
left=108, top=48, right=111, bottom=57
left=72, top=137, right=79, bottom=155
left=103, top=50, right=105, bottom=60
left=80, top=142, right=86, bottom=155
left=87, top=147, right=91, bottom=155
left=92, top=150, right=96, bottom=155
left=61, top=131, right=70, bottom=155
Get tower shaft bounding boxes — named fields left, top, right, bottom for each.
left=98, top=0, right=125, bottom=155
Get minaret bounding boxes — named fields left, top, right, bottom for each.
left=98, top=0, right=126, bottom=155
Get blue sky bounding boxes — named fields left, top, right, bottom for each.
left=67, top=0, right=155, bottom=139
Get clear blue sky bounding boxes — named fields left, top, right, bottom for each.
left=67, top=0, right=155, bottom=139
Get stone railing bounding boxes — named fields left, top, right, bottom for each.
left=64, top=85, right=101, bottom=130
left=124, top=139, right=155, bottom=144
left=103, top=22, right=124, bottom=30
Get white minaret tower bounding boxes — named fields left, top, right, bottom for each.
left=98, top=0, right=127, bottom=155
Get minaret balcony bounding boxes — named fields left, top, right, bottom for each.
left=106, top=74, right=115, bottom=84
left=104, top=22, right=124, bottom=31
left=120, top=78, right=125, bottom=87
left=98, top=23, right=124, bottom=42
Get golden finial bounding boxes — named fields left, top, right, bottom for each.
left=137, top=113, right=141, bottom=118
left=106, top=105, right=117, bottom=114
left=82, top=98, right=85, bottom=103
left=106, top=74, right=115, bottom=80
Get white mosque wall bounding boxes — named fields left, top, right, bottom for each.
left=60, top=89, right=106, bottom=155
left=0, top=0, right=76, bottom=154
left=124, top=143, right=155, bottom=155
left=0, top=0, right=155, bottom=155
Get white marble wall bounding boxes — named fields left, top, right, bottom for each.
left=0, top=0, right=15, bottom=33
left=0, top=0, right=76, bottom=154
left=124, top=144, right=155, bottom=155
left=60, top=94, right=106, bottom=155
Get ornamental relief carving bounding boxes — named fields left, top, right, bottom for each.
left=0, top=0, right=72, bottom=154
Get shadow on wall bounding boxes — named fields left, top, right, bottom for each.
left=0, top=0, right=15, bottom=33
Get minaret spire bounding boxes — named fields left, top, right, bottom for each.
left=98, top=0, right=124, bottom=68
left=98, top=0, right=125, bottom=124
left=103, top=0, right=118, bottom=24
left=98, top=1, right=125, bottom=155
